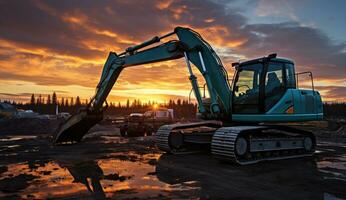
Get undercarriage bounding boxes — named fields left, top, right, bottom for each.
left=155, top=121, right=316, bottom=165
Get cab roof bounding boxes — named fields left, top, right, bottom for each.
left=239, top=57, right=294, bottom=66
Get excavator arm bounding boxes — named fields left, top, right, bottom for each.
left=53, top=27, right=231, bottom=144
left=91, top=40, right=185, bottom=111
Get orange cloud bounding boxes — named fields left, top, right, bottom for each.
left=156, top=0, right=174, bottom=10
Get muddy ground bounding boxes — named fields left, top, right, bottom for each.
left=0, top=122, right=346, bottom=199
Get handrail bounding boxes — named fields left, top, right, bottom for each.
left=295, top=71, right=314, bottom=92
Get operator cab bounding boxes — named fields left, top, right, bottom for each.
left=233, top=55, right=295, bottom=114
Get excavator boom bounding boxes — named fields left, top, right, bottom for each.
left=54, top=27, right=231, bottom=144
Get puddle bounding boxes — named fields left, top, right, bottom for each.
left=0, top=154, right=200, bottom=199
left=317, top=151, right=346, bottom=181
left=318, top=159, right=346, bottom=172
left=0, top=136, right=37, bottom=142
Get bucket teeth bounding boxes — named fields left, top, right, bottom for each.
left=53, top=110, right=103, bottom=144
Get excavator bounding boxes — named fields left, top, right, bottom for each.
left=54, top=27, right=323, bottom=165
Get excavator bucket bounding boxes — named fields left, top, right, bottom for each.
left=53, top=109, right=103, bottom=144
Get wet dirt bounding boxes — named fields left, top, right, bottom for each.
left=0, top=130, right=345, bottom=199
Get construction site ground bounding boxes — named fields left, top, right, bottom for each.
left=0, top=119, right=346, bottom=199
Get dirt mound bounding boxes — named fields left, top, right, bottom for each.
left=0, top=118, right=61, bottom=135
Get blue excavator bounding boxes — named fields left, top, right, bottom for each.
left=54, top=27, right=323, bottom=164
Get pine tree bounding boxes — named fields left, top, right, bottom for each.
left=132, top=99, right=137, bottom=107
left=52, top=92, right=57, bottom=105
left=75, top=96, right=81, bottom=106
left=37, top=94, right=42, bottom=104
left=70, top=97, right=74, bottom=105
left=47, top=94, right=51, bottom=104
left=30, top=94, right=35, bottom=105
left=61, top=97, right=65, bottom=106
left=126, top=99, right=130, bottom=108
left=65, top=98, right=69, bottom=106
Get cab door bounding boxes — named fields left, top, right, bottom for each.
left=233, top=63, right=263, bottom=114
left=264, top=62, right=287, bottom=112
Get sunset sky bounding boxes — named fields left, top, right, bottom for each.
left=0, top=0, right=345, bottom=104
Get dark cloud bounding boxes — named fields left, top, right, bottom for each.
left=0, top=1, right=106, bottom=59
left=43, top=0, right=170, bottom=37
left=240, top=22, right=346, bottom=79
left=0, top=0, right=170, bottom=55
left=0, top=0, right=247, bottom=59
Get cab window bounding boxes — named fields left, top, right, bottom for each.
left=265, top=62, right=285, bottom=111
left=233, top=63, right=262, bottom=113
left=285, top=63, right=296, bottom=88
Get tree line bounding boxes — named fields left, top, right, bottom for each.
left=29, top=92, right=85, bottom=107
left=2, top=93, right=198, bottom=119
left=323, top=102, right=346, bottom=118
left=2, top=92, right=346, bottom=118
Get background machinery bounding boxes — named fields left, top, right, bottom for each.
left=54, top=27, right=323, bottom=164
left=119, top=107, right=174, bottom=137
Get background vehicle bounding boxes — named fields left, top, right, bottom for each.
left=120, top=108, right=174, bottom=137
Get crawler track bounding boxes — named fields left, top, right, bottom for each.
left=211, top=126, right=316, bottom=165
left=155, top=121, right=222, bottom=153
left=156, top=122, right=316, bottom=165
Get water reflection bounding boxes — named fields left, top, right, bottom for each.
left=61, top=161, right=106, bottom=199
left=0, top=136, right=37, bottom=142
left=7, top=154, right=344, bottom=199
left=0, top=154, right=200, bottom=199
left=0, top=157, right=345, bottom=199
